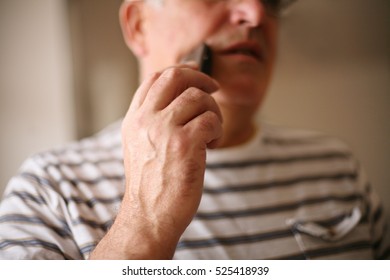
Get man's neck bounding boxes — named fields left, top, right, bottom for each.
left=216, top=103, right=257, bottom=148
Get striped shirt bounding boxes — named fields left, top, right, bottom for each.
left=0, top=121, right=388, bottom=259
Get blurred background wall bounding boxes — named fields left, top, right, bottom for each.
left=0, top=0, right=389, bottom=227
left=0, top=0, right=76, bottom=194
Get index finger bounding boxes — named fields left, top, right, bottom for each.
left=143, top=66, right=219, bottom=111
left=129, top=63, right=201, bottom=112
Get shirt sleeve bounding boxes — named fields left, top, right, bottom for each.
left=357, top=162, right=390, bottom=259
left=0, top=156, right=83, bottom=260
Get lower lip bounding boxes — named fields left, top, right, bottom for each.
left=220, top=53, right=261, bottom=63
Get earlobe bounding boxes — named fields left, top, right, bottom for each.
left=119, top=2, right=147, bottom=56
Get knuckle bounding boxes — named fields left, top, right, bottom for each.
left=173, top=88, right=206, bottom=109
left=198, top=111, right=219, bottom=132
left=171, top=132, right=189, bottom=151
left=131, top=111, right=148, bottom=130
left=122, top=110, right=161, bottom=140
left=184, top=87, right=206, bottom=103
left=169, top=131, right=190, bottom=155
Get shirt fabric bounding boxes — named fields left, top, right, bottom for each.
left=0, top=121, right=388, bottom=259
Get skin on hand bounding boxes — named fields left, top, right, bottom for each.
left=90, top=65, right=222, bottom=259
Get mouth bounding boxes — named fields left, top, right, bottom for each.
left=218, top=41, right=263, bottom=61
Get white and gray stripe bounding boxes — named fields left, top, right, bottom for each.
left=0, top=121, right=388, bottom=259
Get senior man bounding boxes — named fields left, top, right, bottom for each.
left=0, top=0, right=388, bottom=259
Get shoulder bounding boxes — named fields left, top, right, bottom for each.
left=3, top=120, right=124, bottom=199
left=29, top=120, right=123, bottom=170
left=43, top=119, right=122, bottom=163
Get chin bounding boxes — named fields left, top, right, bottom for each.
left=214, top=75, right=265, bottom=105
left=213, top=85, right=265, bottom=110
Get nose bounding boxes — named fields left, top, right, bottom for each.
left=229, top=0, right=265, bottom=27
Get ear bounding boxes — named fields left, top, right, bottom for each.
left=119, top=1, right=147, bottom=57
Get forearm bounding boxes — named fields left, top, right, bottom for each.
left=89, top=204, right=179, bottom=259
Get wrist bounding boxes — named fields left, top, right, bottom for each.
left=90, top=202, right=180, bottom=259
left=115, top=211, right=179, bottom=259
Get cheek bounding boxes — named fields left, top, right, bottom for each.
left=178, top=25, right=223, bottom=61
left=200, top=12, right=229, bottom=43
left=176, top=9, right=226, bottom=51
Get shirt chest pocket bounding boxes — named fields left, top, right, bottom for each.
left=287, top=207, right=373, bottom=259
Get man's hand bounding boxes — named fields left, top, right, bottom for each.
left=90, top=65, right=222, bottom=259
